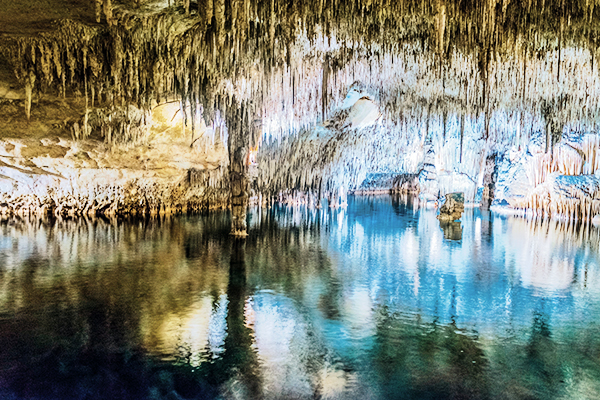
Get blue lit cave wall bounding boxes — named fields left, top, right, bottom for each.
left=1, top=0, right=600, bottom=225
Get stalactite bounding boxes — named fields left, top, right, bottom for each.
left=322, top=57, right=329, bottom=122
left=103, top=0, right=113, bottom=25
left=558, top=0, right=564, bottom=82
left=215, top=0, right=225, bottom=33
left=443, top=109, right=447, bottom=141
left=2, top=0, right=600, bottom=219
left=24, top=70, right=35, bottom=120
left=95, top=0, right=103, bottom=23
left=545, top=118, right=551, bottom=154
left=460, top=113, right=464, bottom=163
left=199, top=0, right=214, bottom=26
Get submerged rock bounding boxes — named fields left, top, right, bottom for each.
left=438, top=192, right=464, bottom=221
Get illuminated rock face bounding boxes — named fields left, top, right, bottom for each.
left=493, top=132, right=600, bottom=220
left=438, top=192, right=464, bottom=222
left=0, top=101, right=229, bottom=218
left=1, top=0, right=600, bottom=228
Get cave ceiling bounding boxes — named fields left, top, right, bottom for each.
left=0, top=0, right=599, bottom=143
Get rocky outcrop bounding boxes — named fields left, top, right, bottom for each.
left=391, top=174, right=420, bottom=193
left=548, top=174, right=600, bottom=221
left=493, top=132, right=600, bottom=221
left=0, top=101, right=229, bottom=218
left=437, top=192, right=464, bottom=221
left=353, top=173, right=401, bottom=194
left=0, top=140, right=228, bottom=218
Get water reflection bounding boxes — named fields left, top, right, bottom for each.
left=1, top=198, right=600, bottom=399
left=439, top=220, right=463, bottom=240
left=219, top=239, right=262, bottom=398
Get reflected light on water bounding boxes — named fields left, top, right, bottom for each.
left=1, top=198, right=600, bottom=399
left=504, top=217, right=597, bottom=293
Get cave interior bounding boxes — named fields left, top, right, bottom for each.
left=1, top=0, right=600, bottom=232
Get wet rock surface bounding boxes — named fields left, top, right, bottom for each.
left=438, top=192, right=464, bottom=221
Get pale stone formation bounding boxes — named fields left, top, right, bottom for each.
left=493, top=133, right=600, bottom=221
left=0, top=101, right=229, bottom=218
left=438, top=192, right=464, bottom=222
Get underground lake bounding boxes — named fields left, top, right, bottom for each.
left=1, top=195, right=599, bottom=400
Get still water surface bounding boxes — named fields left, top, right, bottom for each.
left=1, top=196, right=600, bottom=399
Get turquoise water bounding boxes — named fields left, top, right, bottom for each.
left=1, top=195, right=600, bottom=399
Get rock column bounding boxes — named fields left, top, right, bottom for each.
left=228, top=125, right=250, bottom=236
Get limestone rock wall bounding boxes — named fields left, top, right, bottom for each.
left=0, top=101, right=229, bottom=218
left=494, top=131, right=600, bottom=221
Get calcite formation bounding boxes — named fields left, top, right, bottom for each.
left=438, top=192, right=465, bottom=221
left=0, top=101, right=229, bottom=218
left=494, top=132, right=600, bottom=221
left=1, top=0, right=600, bottom=230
